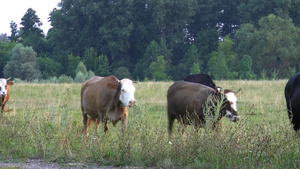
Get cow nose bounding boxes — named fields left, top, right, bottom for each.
left=129, top=100, right=137, bottom=107
left=232, top=115, right=240, bottom=122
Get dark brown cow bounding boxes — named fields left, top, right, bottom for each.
left=167, top=81, right=240, bottom=137
left=184, top=73, right=218, bottom=90
left=0, top=77, right=14, bottom=118
left=81, top=75, right=136, bottom=133
left=284, top=72, right=300, bottom=131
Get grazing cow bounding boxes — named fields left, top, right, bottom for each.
left=0, top=77, right=14, bottom=118
left=167, top=81, right=240, bottom=136
left=184, top=73, right=241, bottom=107
left=81, top=75, right=136, bottom=133
left=284, top=73, right=300, bottom=131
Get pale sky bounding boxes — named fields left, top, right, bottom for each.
left=0, top=0, right=61, bottom=36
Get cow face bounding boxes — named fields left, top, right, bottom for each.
left=0, top=78, right=10, bottom=98
left=119, top=79, right=136, bottom=107
left=224, top=92, right=240, bottom=122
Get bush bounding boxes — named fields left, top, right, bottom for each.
left=58, top=74, right=74, bottom=83
left=113, top=67, right=132, bottom=79
left=4, top=44, right=41, bottom=81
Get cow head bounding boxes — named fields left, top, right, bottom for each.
left=0, top=78, right=13, bottom=98
left=223, top=89, right=241, bottom=122
left=119, top=79, right=136, bottom=107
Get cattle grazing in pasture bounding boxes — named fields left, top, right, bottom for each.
left=284, top=73, right=300, bottom=132
left=0, top=77, right=14, bottom=118
left=167, top=81, right=240, bottom=137
left=81, top=75, right=136, bottom=134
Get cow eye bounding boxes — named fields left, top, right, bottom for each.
left=122, top=89, right=125, bottom=92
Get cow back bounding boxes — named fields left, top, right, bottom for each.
left=184, top=74, right=216, bottom=89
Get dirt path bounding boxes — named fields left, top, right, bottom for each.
left=0, top=159, right=121, bottom=169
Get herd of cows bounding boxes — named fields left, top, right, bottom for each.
left=0, top=73, right=300, bottom=137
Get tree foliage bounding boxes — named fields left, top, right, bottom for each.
left=2, top=0, right=300, bottom=81
left=234, top=14, right=300, bottom=78
left=4, top=44, right=41, bottom=81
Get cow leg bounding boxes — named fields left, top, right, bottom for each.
left=104, top=121, right=109, bottom=133
left=96, top=120, right=101, bottom=130
left=0, top=104, right=5, bottom=118
left=81, top=112, right=92, bottom=134
left=121, top=113, right=128, bottom=133
left=168, top=116, right=175, bottom=139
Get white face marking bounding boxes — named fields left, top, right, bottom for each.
left=0, top=79, right=8, bottom=97
left=225, top=92, right=240, bottom=121
left=225, top=92, right=238, bottom=112
left=119, top=79, right=136, bottom=107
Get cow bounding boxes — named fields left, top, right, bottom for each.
left=81, top=75, right=136, bottom=134
left=184, top=73, right=241, bottom=107
left=0, top=77, right=14, bottom=118
left=184, top=73, right=218, bottom=90
left=167, top=81, right=240, bottom=137
left=284, top=72, right=300, bottom=132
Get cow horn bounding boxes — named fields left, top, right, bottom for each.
left=234, top=88, right=242, bottom=94
left=6, top=77, right=11, bottom=81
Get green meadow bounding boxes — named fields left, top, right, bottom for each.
left=0, top=80, right=299, bottom=168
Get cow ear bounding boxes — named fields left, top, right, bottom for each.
left=7, top=81, right=14, bottom=86
left=132, top=81, right=137, bottom=84
left=107, top=82, right=118, bottom=90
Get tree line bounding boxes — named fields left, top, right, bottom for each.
left=1, top=0, right=300, bottom=82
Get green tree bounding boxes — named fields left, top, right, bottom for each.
left=37, top=57, right=62, bottom=79
left=113, top=67, right=132, bottom=80
left=181, top=44, right=201, bottom=69
left=9, top=21, right=18, bottom=42
left=208, top=51, right=229, bottom=80
left=97, top=54, right=110, bottom=76
left=75, top=61, right=87, bottom=75
left=149, top=55, right=167, bottom=81
left=289, top=0, right=300, bottom=27
left=190, top=62, right=201, bottom=74
left=234, top=14, right=300, bottom=78
left=238, top=0, right=290, bottom=26
left=0, top=41, right=16, bottom=77
left=208, top=34, right=237, bottom=79
left=134, top=40, right=160, bottom=79
left=20, top=8, right=45, bottom=55
left=194, top=28, right=219, bottom=73
left=66, top=54, right=81, bottom=78
left=83, top=47, right=98, bottom=73
left=218, top=0, right=244, bottom=37
left=4, top=44, right=41, bottom=81
left=236, top=55, right=255, bottom=79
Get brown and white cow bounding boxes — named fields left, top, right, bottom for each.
left=0, top=77, right=14, bottom=118
left=167, top=81, right=240, bottom=137
left=81, top=75, right=136, bottom=133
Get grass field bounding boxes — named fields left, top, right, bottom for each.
left=0, top=80, right=299, bottom=168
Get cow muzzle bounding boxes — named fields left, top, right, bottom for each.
left=225, top=110, right=240, bottom=122
left=128, top=100, right=137, bottom=107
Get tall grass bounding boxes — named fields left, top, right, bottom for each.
left=0, top=80, right=299, bottom=168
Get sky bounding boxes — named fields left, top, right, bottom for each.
left=0, top=0, right=61, bottom=36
